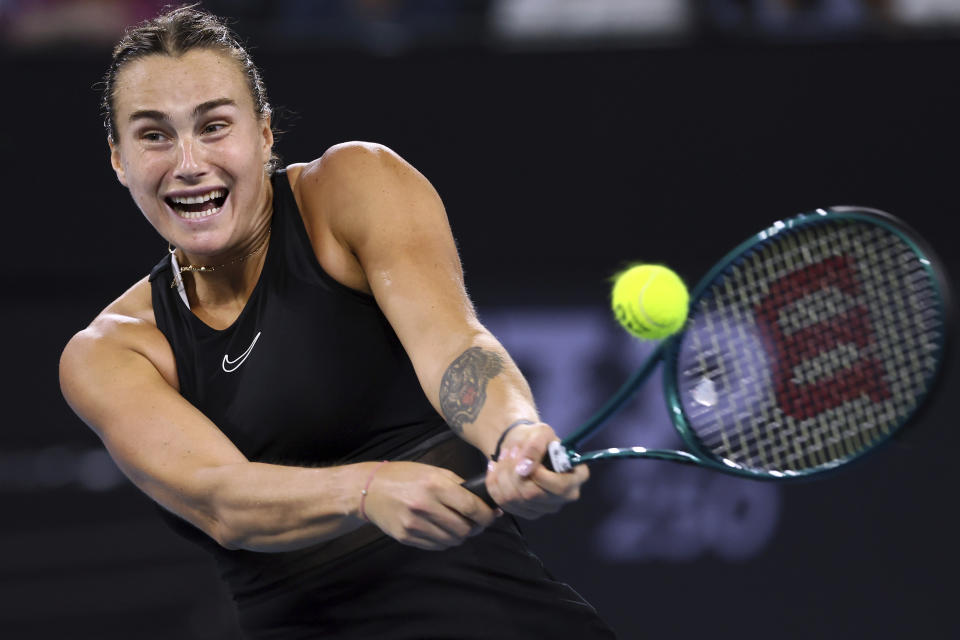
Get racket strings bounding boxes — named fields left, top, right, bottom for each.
left=676, top=218, right=944, bottom=475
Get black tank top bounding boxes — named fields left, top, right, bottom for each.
left=148, top=170, right=615, bottom=639
left=150, top=170, right=449, bottom=465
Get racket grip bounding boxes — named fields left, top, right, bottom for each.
left=462, top=442, right=571, bottom=508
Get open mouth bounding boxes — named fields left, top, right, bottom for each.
left=166, top=188, right=228, bottom=220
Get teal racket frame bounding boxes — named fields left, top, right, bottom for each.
left=556, top=206, right=950, bottom=481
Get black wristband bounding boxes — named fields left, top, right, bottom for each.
left=491, top=419, right=535, bottom=461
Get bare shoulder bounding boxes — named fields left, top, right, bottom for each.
left=293, top=141, right=408, bottom=183
left=292, top=141, right=443, bottom=240
left=60, top=276, right=179, bottom=400
left=290, top=142, right=430, bottom=210
left=284, top=143, right=442, bottom=293
left=75, top=276, right=158, bottom=349
left=100, top=275, right=155, bottom=325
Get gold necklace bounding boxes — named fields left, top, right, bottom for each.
left=169, top=228, right=271, bottom=289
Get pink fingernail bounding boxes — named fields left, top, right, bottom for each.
left=515, top=458, right=534, bottom=477
left=487, top=460, right=496, bottom=472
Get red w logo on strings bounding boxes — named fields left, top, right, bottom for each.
left=754, top=255, right=891, bottom=420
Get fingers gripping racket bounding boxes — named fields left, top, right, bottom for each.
left=465, top=206, right=951, bottom=505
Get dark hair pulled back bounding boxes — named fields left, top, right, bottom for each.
left=101, top=4, right=278, bottom=172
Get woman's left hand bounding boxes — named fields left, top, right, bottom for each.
left=484, top=422, right=590, bottom=519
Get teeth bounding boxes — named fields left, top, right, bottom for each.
left=178, top=206, right=221, bottom=220
left=170, top=189, right=225, bottom=205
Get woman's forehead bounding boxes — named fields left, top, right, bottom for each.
left=113, top=49, right=253, bottom=117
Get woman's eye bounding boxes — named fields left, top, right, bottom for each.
left=142, top=131, right=167, bottom=143
left=203, top=123, right=227, bottom=134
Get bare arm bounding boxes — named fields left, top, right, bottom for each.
left=59, top=293, right=492, bottom=552
left=295, top=142, right=589, bottom=517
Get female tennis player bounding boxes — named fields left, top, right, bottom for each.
left=58, top=6, right=614, bottom=638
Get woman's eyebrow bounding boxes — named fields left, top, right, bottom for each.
left=193, top=97, right=237, bottom=117
left=128, top=98, right=237, bottom=124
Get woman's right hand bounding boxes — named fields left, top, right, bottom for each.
left=360, top=461, right=499, bottom=550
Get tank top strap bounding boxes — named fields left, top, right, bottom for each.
left=148, top=253, right=204, bottom=404
left=269, top=169, right=376, bottom=302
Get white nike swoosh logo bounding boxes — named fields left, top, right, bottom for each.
left=222, top=331, right=262, bottom=373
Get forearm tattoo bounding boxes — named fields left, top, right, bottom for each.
left=439, top=347, right=505, bottom=433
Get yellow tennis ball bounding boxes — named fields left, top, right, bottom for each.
left=611, top=264, right=689, bottom=340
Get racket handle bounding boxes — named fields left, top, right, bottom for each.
left=462, top=442, right=570, bottom=508
left=545, top=441, right=572, bottom=472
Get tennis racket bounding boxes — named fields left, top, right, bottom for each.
left=464, top=206, right=951, bottom=504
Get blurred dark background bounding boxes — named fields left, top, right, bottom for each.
left=2, top=0, right=959, bottom=638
